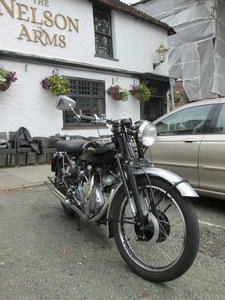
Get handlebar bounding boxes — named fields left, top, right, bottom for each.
left=77, top=113, right=136, bottom=129
left=57, top=96, right=132, bottom=127
left=79, top=114, right=97, bottom=122
left=78, top=113, right=112, bottom=125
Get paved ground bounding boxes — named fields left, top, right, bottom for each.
left=0, top=165, right=52, bottom=191
left=0, top=185, right=225, bottom=300
left=0, top=167, right=225, bottom=300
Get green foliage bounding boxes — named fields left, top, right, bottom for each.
left=0, top=68, right=17, bottom=84
left=107, top=85, right=129, bottom=101
left=41, top=74, right=71, bottom=96
left=129, top=84, right=151, bottom=102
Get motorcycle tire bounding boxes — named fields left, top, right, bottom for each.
left=55, top=157, right=76, bottom=217
left=112, top=175, right=199, bottom=283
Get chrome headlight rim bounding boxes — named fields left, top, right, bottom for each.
left=137, top=120, right=157, bottom=147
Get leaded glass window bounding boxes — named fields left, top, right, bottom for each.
left=63, top=78, right=105, bottom=127
left=94, top=9, right=113, bottom=57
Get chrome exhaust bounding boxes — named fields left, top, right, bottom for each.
left=46, top=177, right=111, bottom=222
left=46, top=177, right=87, bottom=219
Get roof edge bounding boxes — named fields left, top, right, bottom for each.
left=93, top=0, right=175, bottom=35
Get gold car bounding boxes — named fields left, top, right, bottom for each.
left=146, top=98, right=225, bottom=200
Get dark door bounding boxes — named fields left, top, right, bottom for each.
left=140, top=96, right=165, bottom=121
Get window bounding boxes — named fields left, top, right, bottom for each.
left=156, top=104, right=214, bottom=136
left=93, top=6, right=113, bottom=58
left=63, top=78, right=105, bottom=128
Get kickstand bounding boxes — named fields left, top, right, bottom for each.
left=76, top=214, right=81, bottom=231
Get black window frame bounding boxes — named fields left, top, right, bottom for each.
left=63, top=77, right=106, bottom=128
left=93, top=4, right=113, bottom=59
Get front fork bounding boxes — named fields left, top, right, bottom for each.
left=116, top=155, right=151, bottom=222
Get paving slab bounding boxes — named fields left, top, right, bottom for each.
left=0, top=165, right=53, bottom=191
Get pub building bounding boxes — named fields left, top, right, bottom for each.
left=0, top=0, right=174, bottom=138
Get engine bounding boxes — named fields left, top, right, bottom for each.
left=71, top=163, right=120, bottom=217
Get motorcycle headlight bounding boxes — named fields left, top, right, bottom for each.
left=137, top=121, right=157, bottom=147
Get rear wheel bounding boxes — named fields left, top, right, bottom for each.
left=112, top=176, right=199, bottom=282
left=55, top=157, right=75, bottom=216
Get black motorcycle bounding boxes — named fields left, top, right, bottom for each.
left=48, top=95, right=199, bottom=283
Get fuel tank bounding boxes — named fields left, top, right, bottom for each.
left=80, top=139, right=116, bottom=164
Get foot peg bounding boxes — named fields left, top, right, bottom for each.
left=64, top=198, right=71, bottom=206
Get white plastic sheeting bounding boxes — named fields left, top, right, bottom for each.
left=136, top=0, right=225, bottom=101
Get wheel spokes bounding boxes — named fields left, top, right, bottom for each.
left=118, top=186, right=186, bottom=269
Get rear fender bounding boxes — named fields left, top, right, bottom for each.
left=51, top=152, right=72, bottom=172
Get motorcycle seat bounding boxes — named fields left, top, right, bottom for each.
left=56, top=139, right=88, bottom=153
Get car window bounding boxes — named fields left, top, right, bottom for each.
left=215, top=103, right=225, bottom=133
left=156, top=104, right=214, bottom=136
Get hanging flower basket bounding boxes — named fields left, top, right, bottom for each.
left=0, top=80, right=11, bottom=91
left=41, top=74, right=71, bottom=96
left=107, top=85, right=128, bottom=101
left=113, top=93, right=126, bottom=101
left=0, top=68, right=17, bottom=91
left=129, top=84, right=151, bottom=102
left=133, top=92, right=143, bottom=101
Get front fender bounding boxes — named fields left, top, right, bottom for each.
left=106, top=167, right=198, bottom=238
left=135, top=167, right=198, bottom=197
left=107, top=182, right=124, bottom=238
left=135, top=168, right=198, bottom=197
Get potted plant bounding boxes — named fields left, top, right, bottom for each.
left=0, top=68, right=17, bottom=91
left=107, top=85, right=128, bottom=101
left=129, top=84, right=151, bottom=102
left=41, top=74, right=71, bottom=96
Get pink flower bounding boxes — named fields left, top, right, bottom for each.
left=8, top=71, right=17, bottom=83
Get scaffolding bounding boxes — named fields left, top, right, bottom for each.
left=136, top=0, right=225, bottom=101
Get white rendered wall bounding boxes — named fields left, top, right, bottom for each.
left=0, top=0, right=169, bottom=137
left=0, top=59, right=142, bottom=137
left=0, top=0, right=168, bottom=73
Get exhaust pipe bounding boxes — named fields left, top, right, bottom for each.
left=46, top=177, right=87, bottom=219
left=46, top=177, right=111, bottom=223
left=47, top=177, right=66, bottom=202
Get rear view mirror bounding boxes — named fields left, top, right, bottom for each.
left=56, top=95, right=76, bottom=111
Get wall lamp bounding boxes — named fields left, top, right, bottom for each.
left=153, top=42, right=168, bottom=69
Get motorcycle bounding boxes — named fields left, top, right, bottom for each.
left=48, top=95, right=200, bottom=283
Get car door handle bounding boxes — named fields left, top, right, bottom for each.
left=184, top=139, right=195, bottom=143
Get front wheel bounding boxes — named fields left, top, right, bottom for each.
left=112, top=176, right=199, bottom=282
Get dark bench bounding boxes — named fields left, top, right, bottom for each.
left=0, top=132, right=18, bottom=167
